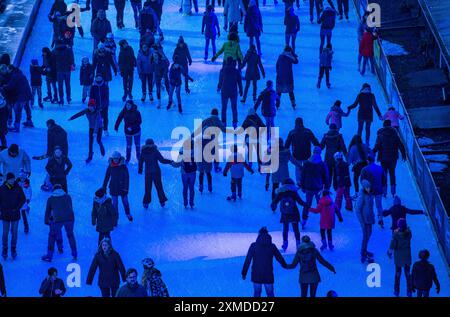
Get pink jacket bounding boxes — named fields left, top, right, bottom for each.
left=382, top=110, right=404, bottom=127
left=310, top=196, right=343, bottom=229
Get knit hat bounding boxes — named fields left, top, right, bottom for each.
left=111, top=151, right=121, bottom=159
left=31, top=59, right=39, bottom=66
left=301, top=235, right=311, bottom=243
left=8, top=144, right=19, bottom=155
left=419, top=249, right=430, bottom=260
left=334, top=100, right=342, bottom=107
left=6, top=172, right=15, bottom=181
left=259, top=226, right=268, bottom=234
left=313, top=146, right=322, bottom=155
left=53, top=184, right=63, bottom=190
left=142, top=258, right=155, bottom=269
left=95, top=188, right=106, bottom=198
left=393, top=196, right=401, bottom=206
left=145, top=138, right=155, bottom=145
left=397, top=218, right=407, bottom=230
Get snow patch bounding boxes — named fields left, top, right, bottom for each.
left=381, top=40, right=409, bottom=56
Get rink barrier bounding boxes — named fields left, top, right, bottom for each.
left=352, top=0, right=450, bottom=267
left=12, top=0, right=43, bottom=67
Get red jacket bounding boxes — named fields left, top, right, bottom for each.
left=310, top=196, right=343, bottom=229
left=359, top=32, right=376, bottom=57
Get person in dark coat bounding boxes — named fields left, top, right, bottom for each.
left=80, top=56, right=94, bottom=104
left=116, top=268, right=148, bottom=297
left=355, top=179, right=375, bottom=263
left=139, top=2, right=159, bottom=36
left=93, top=43, right=117, bottom=83
left=254, top=80, right=278, bottom=143
left=86, top=0, right=109, bottom=22
left=388, top=218, right=413, bottom=297
left=284, top=6, right=300, bottom=53
left=130, top=0, right=143, bottom=28
left=242, top=227, right=287, bottom=297
left=0, top=173, right=26, bottom=260
left=337, top=0, right=349, bottom=20
left=45, top=146, right=72, bottom=193
left=173, top=36, right=193, bottom=94
left=49, top=0, right=68, bottom=19
left=42, top=184, right=77, bottom=262
left=300, top=146, right=329, bottom=229
left=171, top=142, right=197, bottom=209
left=411, top=249, right=440, bottom=298
left=89, top=74, right=110, bottom=135
left=167, top=55, right=193, bottom=114
left=138, top=138, right=173, bottom=208
left=148, top=0, right=164, bottom=24
left=347, top=83, right=382, bottom=145
left=0, top=263, right=5, bottom=297
left=347, top=134, right=370, bottom=196
left=275, top=46, right=298, bottom=109
left=333, top=152, right=352, bottom=212
left=102, top=151, right=132, bottom=222
left=29, top=59, right=44, bottom=108
left=68, top=99, right=105, bottom=163
left=114, top=0, right=126, bottom=29
left=151, top=43, right=170, bottom=108
left=372, top=120, right=406, bottom=197
left=285, top=235, right=336, bottom=297
left=271, top=178, right=307, bottom=252
left=87, top=237, right=126, bottom=297
left=91, top=9, right=113, bottom=51
left=285, top=117, right=320, bottom=186
left=382, top=196, right=424, bottom=232
left=202, top=5, right=220, bottom=61
left=92, top=188, right=118, bottom=243
left=46, top=119, right=68, bottom=157
left=318, top=6, right=336, bottom=53
left=136, top=43, right=154, bottom=102
left=118, top=40, right=136, bottom=101
left=320, top=123, right=347, bottom=190
left=244, top=0, right=263, bottom=55
left=115, top=100, right=142, bottom=162
left=240, top=44, right=265, bottom=104
left=242, top=108, right=266, bottom=171
left=39, top=267, right=66, bottom=297
left=218, top=57, right=243, bottom=128
left=42, top=47, right=58, bottom=104
left=0, top=65, right=33, bottom=131
left=52, top=40, right=75, bottom=106
left=0, top=93, right=8, bottom=149
left=317, top=43, right=333, bottom=89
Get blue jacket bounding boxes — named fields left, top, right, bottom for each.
left=223, top=153, right=253, bottom=179
left=360, top=162, right=387, bottom=195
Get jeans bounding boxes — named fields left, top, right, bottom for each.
left=381, top=160, right=397, bottom=196
left=155, top=73, right=170, bottom=100
left=168, top=85, right=182, bottom=111
left=111, top=195, right=131, bottom=218
left=125, top=134, right=141, bottom=161
left=57, top=71, right=71, bottom=102
left=309, top=0, right=323, bottom=21
left=114, top=0, right=125, bottom=26
left=221, top=94, right=238, bottom=126
left=182, top=172, right=196, bottom=206
left=319, top=28, right=332, bottom=53
left=101, top=107, right=109, bottom=132
left=301, top=282, right=318, bottom=297
left=318, top=66, right=330, bottom=85
left=357, top=120, right=372, bottom=144
left=231, top=177, right=243, bottom=198
left=282, top=222, right=300, bottom=243
left=205, top=37, right=217, bottom=60
left=417, top=289, right=430, bottom=298
left=253, top=283, right=274, bottom=297
left=131, top=1, right=142, bottom=27
left=249, top=35, right=261, bottom=55
left=243, top=80, right=257, bottom=102
left=337, top=0, right=349, bottom=17
left=360, top=223, right=372, bottom=257
left=336, top=186, right=352, bottom=211
left=302, top=190, right=320, bottom=220
left=122, top=70, right=134, bottom=97
left=374, top=194, right=383, bottom=219
left=31, top=86, right=42, bottom=106
left=82, top=85, right=91, bottom=102
left=143, top=172, right=168, bottom=205
left=88, top=128, right=104, bottom=155
left=395, top=265, right=412, bottom=295
left=47, top=221, right=77, bottom=258
left=285, top=33, right=297, bottom=53
left=2, top=220, right=18, bottom=251
left=45, top=77, right=58, bottom=99
left=140, top=73, right=154, bottom=95
left=101, top=287, right=118, bottom=298
left=199, top=171, right=212, bottom=192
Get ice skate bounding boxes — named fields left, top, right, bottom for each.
left=41, top=255, right=52, bottom=262
left=320, top=239, right=327, bottom=251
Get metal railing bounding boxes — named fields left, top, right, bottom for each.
left=352, top=0, right=450, bottom=266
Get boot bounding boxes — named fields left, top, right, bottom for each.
left=157, top=99, right=161, bottom=109
left=100, top=144, right=106, bottom=156
left=2, top=248, right=7, bottom=260
left=328, top=241, right=334, bottom=251
left=149, top=93, right=154, bottom=101
left=167, top=100, right=172, bottom=110
left=320, top=239, right=327, bottom=251
left=391, top=185, right=396, bottom=197
left=141, top=93, right=146, bottom=102
left=126, top=214, right=133, bottom=222
left=281, top=241, right=288, bottom=252
left=11, top=248, right=17, bottom=259
left=86, top=152, right=93, bottom=164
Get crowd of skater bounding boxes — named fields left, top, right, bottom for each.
left=0, top=0, right=444, bottom=298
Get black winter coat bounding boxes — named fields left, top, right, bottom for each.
left=93, top=50, right=117, bottom=82
left=348, top=88, right=381, bottom=122
left=242, top=232, right=287, bottom=284
left=242, top=49, right=265, bottom=81
left=0, top=106, right=9, bottom=136
left=138, top=144, right=172, bottom=175
left=102, top=157, right=130, bottom=196
left=80, top=63, right=94, bottom=86
left=90, top=18, right=112, bottom=42
left=42, top=52, right=57, bottom=80
left=52, top=44, right=74, bottom=73
left=412, top=260, right=440, bottom=291
left=285, top=124, right=320, bottom=161
left=118, top=46, right=136, bottom=73
left=254, top=87, right=278, bottom=117
left=39, top=277, right=66, bottom=297
left=114, top=104, right=142, bottom=136
left=46, top=156, right=72, bottom=184
left=30, top=65, right=43, bottom=86
left=383, top=205, right=423, bottom=230
left=218, top=63, right=242, bottom=97
left=320, top=130, right=347, bottom=164
left=276, top=52, right=298, bottom=93
left=44, top=190, right=74, bottom=224
left=1, top=68, right=32, bottom=103
left=173, top=43, right=192, bottom=67
left=0, top=182, right=26, bottom=222
left=47, top=124, right=68, bottom=156
left=301, top=159, right=329, bottom=191
left=271, top=183, right=306, bottom=223
left=334, top=160, right=351, bottom=188
left=86, top=250, right=126, bottom=288
left=89, top=80, right=109, bottom=109
left=168, top=63, right=190, bottom=87
left=92, top=196, right=118, bottom=232
left=373, top=127, right=406, bottom=163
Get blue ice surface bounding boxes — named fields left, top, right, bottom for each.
left=2, top=0, right=448, bottom=297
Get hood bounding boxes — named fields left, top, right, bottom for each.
left=281, top=51, right=296, bottom=61
left=297, top=241, right=315, bottom=252
left=108, top=156, right=125, bottom=167
left=377, top=126, right=397, bottom=138
left=256, top=232, right=272, bottom=245
left=276, top=183, right=298, bottom=194
left=52, top=188, right=66, bottom=197
left=319, top=196, right=333, bottom=207
left=125, top=103, right=138, bottom=112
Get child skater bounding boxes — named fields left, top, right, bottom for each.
left=80, top=57, right=94, bottom=104
left=223, top=144, right=254, bottom=201
left=17, top=169, right=32, bottom=234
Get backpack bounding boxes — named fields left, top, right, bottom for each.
left=280, top=196, right=296, bottom=215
